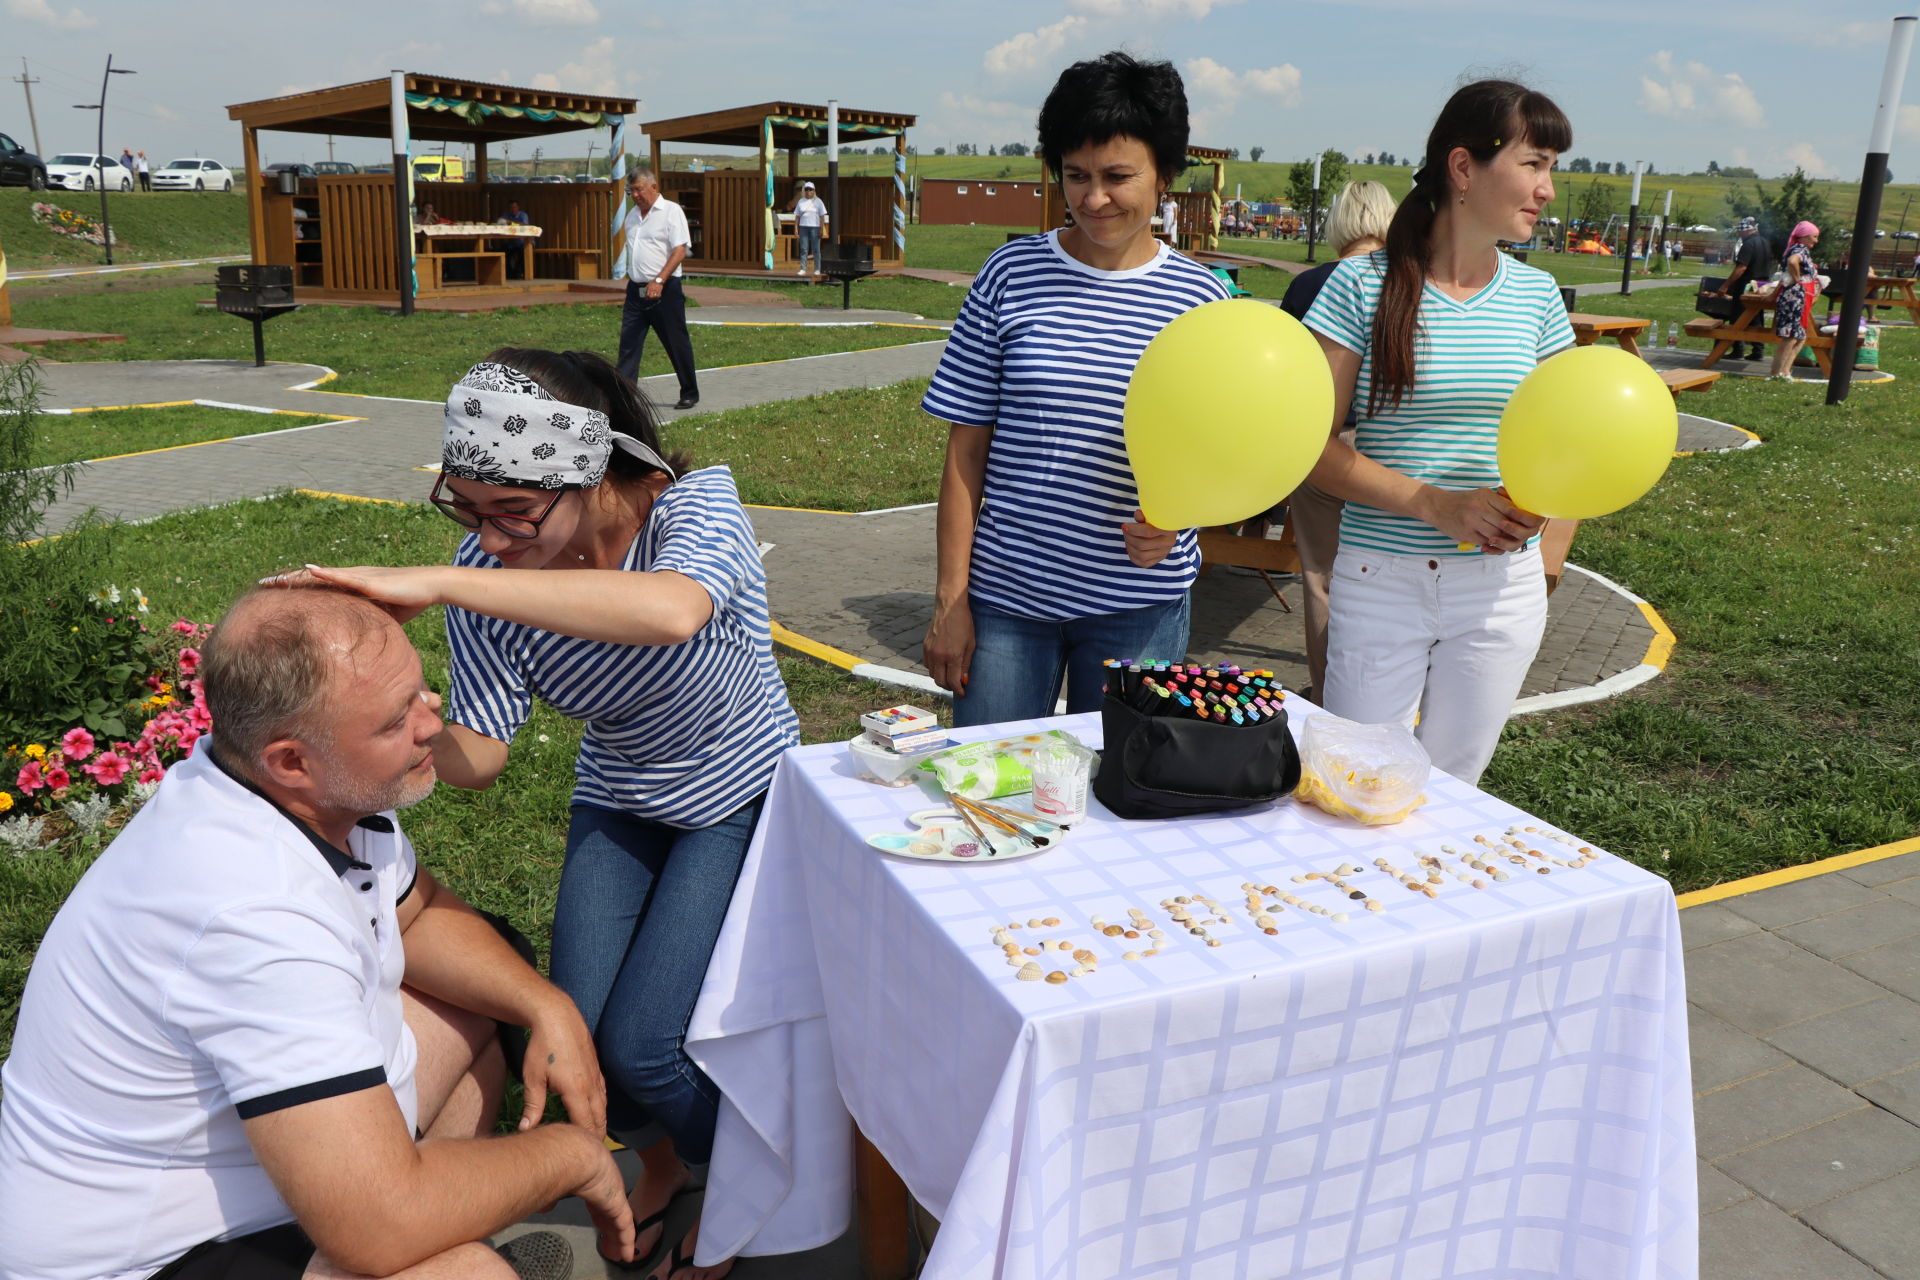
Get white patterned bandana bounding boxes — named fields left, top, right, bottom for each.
left=441, top=361, right=676, bottom=489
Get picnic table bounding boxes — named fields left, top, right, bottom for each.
left=1684, top=288, right=1836, bottom=373
left=1860, top=273, right=1920, bottom=326
left=1567, top=312, right=1652, bottom=357
left=686, top=706, right=1698, bottom=1280
left=414, top=221, right=542, bottom=288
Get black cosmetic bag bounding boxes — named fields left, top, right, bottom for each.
left=1093, top=693, right=1302, bottom=819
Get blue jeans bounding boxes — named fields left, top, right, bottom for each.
left=953, top=595, right=1191, bottom=727
left=549, top=797, right=764, bottom=1163
left=798, top=225, right=822, bottom=269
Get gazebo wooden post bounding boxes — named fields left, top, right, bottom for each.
left=759, top=114, right=775, bottom=270
left=474, top=141, right=489, bottom=186
left=1208, top=157, right=1224, bottom=252
left=242, top=125, right=265, bottom=263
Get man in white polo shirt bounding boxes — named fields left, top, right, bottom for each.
left=0, top=586, right=636, bottom=1280
left=615, top=166, right=700, bottom=410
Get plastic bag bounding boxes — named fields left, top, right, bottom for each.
left=918, top=730, right=1085, bottom=799
left=1295, top=715, right=1430, bottom=826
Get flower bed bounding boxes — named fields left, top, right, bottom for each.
left=2, top=618, right=209, bottom=853
left=30, top=201, right=116, bottom=248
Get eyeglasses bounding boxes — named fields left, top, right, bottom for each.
left=429, top=473, right=569, bottom=539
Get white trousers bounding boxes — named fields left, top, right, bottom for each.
left=1322, top=543, right=1548, bottom=787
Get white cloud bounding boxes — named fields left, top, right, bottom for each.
left=1779, top=142, right=1833, bottom=179
left=529, top=36, right=623, bottom=95
left=1183, top=57, right=1302, bottom=108
left=480, top=0, right=599, bottom=24
left=1637, top=51, right=1763, bottom=129
left=1069, top=0, right=1241, bottom=16
left=1809, top=20, right=1885, bottom=48
left=983, top=15, right=1089, bottom=76
left=1900, top=105, right=1920, bottom=140
left=4, top=0, right=96, bottom=29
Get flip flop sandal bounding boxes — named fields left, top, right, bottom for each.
left=600, top=1185, right=696, bottom=1273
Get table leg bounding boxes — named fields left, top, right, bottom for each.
left=1617, top=334, right=1641, bottom=359
left=855, top=1130, right=914, bottom=1280
left=1701, top=338, right=1731, bottom=368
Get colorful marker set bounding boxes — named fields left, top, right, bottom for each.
left=1102, top=659, right=1287, bottom=725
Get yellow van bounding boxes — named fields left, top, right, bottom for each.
left=412, top=156, right=467, bottom=183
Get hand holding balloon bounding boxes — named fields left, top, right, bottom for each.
left=1431, top=486, right=1543, bottom=554
left=1121, top=508, right=1179, bottom=568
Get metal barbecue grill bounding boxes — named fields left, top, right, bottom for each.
left=215, top=264, right=300, bottom=367
left=817, top=242, right=875, bottom=310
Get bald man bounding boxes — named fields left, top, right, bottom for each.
left=0, top=585, right=634, bottom=1280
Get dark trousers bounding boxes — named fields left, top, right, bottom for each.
left=616, top=276, right=698, bottom=399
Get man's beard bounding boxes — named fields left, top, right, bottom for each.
left=321, top=750, right=437, bottom=817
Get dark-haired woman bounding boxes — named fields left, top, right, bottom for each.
left=1300, top=81, right=1577, bottom=786
left=296, top=348, right=792, bottom=1280
left=921, top=50, right=1231, bottom=725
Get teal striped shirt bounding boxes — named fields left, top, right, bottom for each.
left=1303, top=251, right=1575, bottom=557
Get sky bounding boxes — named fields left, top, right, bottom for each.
left=6, top=0, right=1920, bottom=182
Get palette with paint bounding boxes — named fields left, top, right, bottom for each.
left=864, top=807, right=1056, bottom=863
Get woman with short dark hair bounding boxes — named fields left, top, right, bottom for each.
left=1300, top=80, right=1577, bottom=785
left=921, top=51, right=1231, bottom=724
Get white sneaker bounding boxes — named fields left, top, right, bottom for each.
left=797, top=267, right=808, bottom=275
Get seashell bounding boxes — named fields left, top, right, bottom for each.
left=1071, top=964, right=1092, bottom=977
left=1073, top=949, right=1097, bottom=964
left=1291, top=875, right=1310, bottom=884
left=1007, top=956, right=1024, bottom=967
left=1537, top=866, right=1551, bottom=875
left=1027, top=918, right=1044, bottom=929
left=1255, top=914, right=1276, bottom=929
left=1023, top=946, right=1041, bottom=956
left=1103, top=924, right=1125, bottom=937
left=1123, top=950, right=1142, bottom=962
left=1044, top=970, right=1069, bottom=985
left=1043, top=916, right=1061, bottom=927
left=1091, top=915, right=1108, bottom=927
left=1472, top=879, right=1488, bottom=890
left=1263, top=885, right=1280, bottom=896
left=1148, top=928, right=1166, bottom=938
left=1124, top=929, right=1139, bottom=938
left=1143, top=948, right=1159, bottom=957
left=1175, top=896, right=1191, bottom=904
left=1365, top=900, right=1384, bottom=913
left=1017, top=962, right=1043, bottom=981
left=1206, top=939, right=1222, bottom=948
left=1263, top=927, right=1279, bottom=936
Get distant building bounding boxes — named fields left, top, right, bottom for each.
left=920, top=177, right=1047, bottom=226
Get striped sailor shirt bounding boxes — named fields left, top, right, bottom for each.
left=1303, top=250, right=1576, bottom=557
left=444, top=466, right=798, bottom=829
left=921, top=231, right=1231, bottom=621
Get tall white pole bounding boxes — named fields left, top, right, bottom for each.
left=1829, top=15, right=1918, bottom=403
left=390, top=69, right=414, bottom=315
left=827, top=98, right=840, bottom=254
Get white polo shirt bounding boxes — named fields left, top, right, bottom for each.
left=0, top=740, right=419, bottom=1280
left=622, top=195, right=691, bottom=284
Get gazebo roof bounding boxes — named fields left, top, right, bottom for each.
left=1187, top=145, right=1231, bottom=162
left=642, top=101, right=916, bottom=150
left=227, top=73, right=637, bottom=144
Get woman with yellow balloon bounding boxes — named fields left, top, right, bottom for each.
left=1295, top=79, right=1588, bottom=786
left=919, top=51, right=1231, bottom=726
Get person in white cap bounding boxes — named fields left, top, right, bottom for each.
left=790, top=180, right=829, bottom=275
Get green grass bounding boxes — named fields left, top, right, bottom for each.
left=0, top=188, right=249, bottom=268
left=671, top=377, right=944, bottom=509
left=0, top=493, right=909, bottom=1062
left=8, top=281, right=942, bottom=400
left=694, top=272, right=973, bottom=322
left=29, top=405, right=339, bottom=468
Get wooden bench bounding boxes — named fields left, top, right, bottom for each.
left=1686, top=293, right=1835, bottom=372
left=1660, top=367, right=1721, bottom=398
left=533, top=247, right=603, bottom=280
left=421, top=251, right=506, bottom=289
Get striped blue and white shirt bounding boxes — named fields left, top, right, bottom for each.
left=1303, top=250, right=1576, bottom=557
left=921, top=231, right=1231, bottom=620
left=444, top=466, right=799, bottom=829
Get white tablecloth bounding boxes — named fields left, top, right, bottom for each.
left=687, top=708, right=1696, bottom=1279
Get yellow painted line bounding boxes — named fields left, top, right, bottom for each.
left=57, top=399, right=198, bottom=414
left=746, top=502, right=852, bottom=516
left=72, top=411, right=363, bottom=465
left=292, top=488, right=409, bottom=506
left=1676, top=836, right=1920, bottom=910
left=1635, top=600, right=1675, bottom=669
left=770, top=621, right=861, bottom=670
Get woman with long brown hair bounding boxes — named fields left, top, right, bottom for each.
left=1300, top=80, right=1577, bottom=785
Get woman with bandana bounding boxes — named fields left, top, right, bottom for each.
left=295, top=347, right=793, bottom=1280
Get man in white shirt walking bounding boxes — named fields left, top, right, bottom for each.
left=615, top=167, right=700, bottom=410
left=791, top=179, right=829, bottom=275
left=1159, top=194, right=1178, bottom=246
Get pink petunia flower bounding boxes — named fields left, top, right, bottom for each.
left=84, top=751, right=130, bottom=786
left=44, top=766, right=72, bottom=792
left=170, top=619, right=196, bottom=636
left=177, top=647, right=201, bottom=677
left=16, top=761, right=45, bottom=795
left=188, top=704, right=212, bottom=732
left=138, top=766, right=164, bottom=785
left=187, top=678, right=206, bottom=705
left=61, top=728, right=96, bottom=759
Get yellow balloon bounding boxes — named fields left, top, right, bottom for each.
left=1124, top=298, right=1335, bottom=530
left=1497, top=345, right=1678, bottom=520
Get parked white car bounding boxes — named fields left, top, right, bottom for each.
left=45, top=152, right=133, bottom=192
left=150, top=157, right=233, bottom=192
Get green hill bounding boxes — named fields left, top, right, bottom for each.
left=0, top=189, right=250, bottom=269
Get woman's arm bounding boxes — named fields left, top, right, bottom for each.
left=1303, top=333, right=1540, bottom=552
left=287, top=564, right=716, bottom=648
left=430, top=721, right=511, bottom=791
left=923, top=422, right=992, bottom=695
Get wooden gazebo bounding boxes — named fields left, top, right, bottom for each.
left=1040, top=144, right=1231, bottom=252
left=227, top=74, right=638, bottom=306
left=639, top=101, right=916, bottom=273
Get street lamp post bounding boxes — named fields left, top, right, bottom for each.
left=72, top=53, right=135, bottom=265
